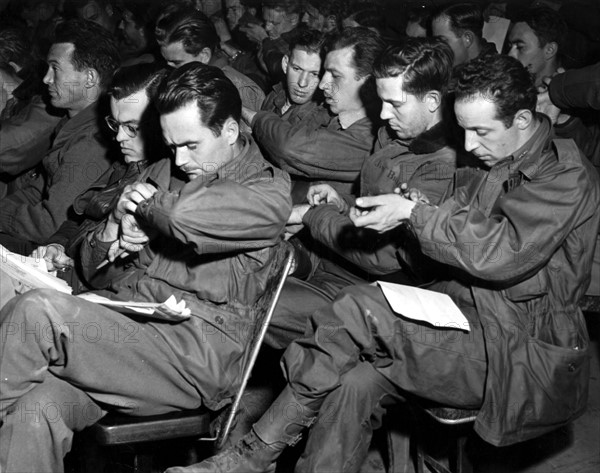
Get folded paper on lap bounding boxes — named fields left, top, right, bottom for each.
left=377, top=281, right=470, bottom=331
left=1, top=244, right=190, bottom=321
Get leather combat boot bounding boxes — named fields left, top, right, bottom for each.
left=165, top=386, right=323, bottom=473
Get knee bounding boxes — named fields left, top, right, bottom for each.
left=1, top=290, right=70, bottom=343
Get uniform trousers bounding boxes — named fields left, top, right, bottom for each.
left=277, top=283, right=488, bottom=472
left=0, top=289, right=246, bottom=473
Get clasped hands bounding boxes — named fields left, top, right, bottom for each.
left=284, top=183, right=429, bottom=238
left=106, top=182, right=157, bottom=262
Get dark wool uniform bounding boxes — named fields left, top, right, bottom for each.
left=0, top=103, right=114, bottom=253
left=0, top=135, right=291, bottom=473
left=267, top=123, right=458, bottom=349
left=278, top=117, right=599, bottom=472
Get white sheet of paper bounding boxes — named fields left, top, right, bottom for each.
left=76, top=293, right=158, bottom=314
left=76, top=293, right=191, bottom=317
left=377, top=281, right=470, bottom=331
left=0, top=244, right=72, bottom=294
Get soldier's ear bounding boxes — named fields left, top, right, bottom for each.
left=288, top=12, right=299, bottom=28
left=544, top=41, right=558, bottom=61
left=85, top=68, right=100, bottom=89
left=514, top=108, right=534, bottom=130
left=426, top=90, right=442, bottom=113
left=462, top=30, right=474, bottom=47
left=223, top=117, right=239, bottom=145
left=281, top=54, right=289, bottom=72
left=196, top=47, right=212, bottom=65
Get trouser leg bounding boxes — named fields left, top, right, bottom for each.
left=0, top=374, right=104, bottom=473
left=265, top=277, right=335, bottom=350
left=0, top=289, right=202, bottom=417
left=266, top=261, right=366, bottom=350
left=1, top=289, right=206, bottom=470
left=0, top=269, right=19, bottom=311
left=282, top=283, right=487, bottom=408
left=295, top=361, right=401, bottom=473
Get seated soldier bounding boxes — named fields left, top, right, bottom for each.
left=301, top=0, right=343, bottom=34
left=507, top=6, right=568, bottom=88
left=114, top=0, right=162, bottom=66
left=431, top=2, right=497, bottom=66
left=155, top=4, right=265, bottom=118
left=0, top=63, right=292, bottom=473
left=247, top=28, right=328, bottom=128
left=171, top=54, right=600, bottom=473
left=62, top=0, right=119, bottom=34
left=543, top=63, right=600, bottom=297
left=33, top=63, right=168, bottom=293
left=211, top=0, right=269, bottom=92
left=0, top=26, right=64, bottom=198
left=242, top=0, right=305, bottom=85
left=0, top=19, right=120, bottom=256
left=266, top=38, right=459, bottom=348
left=247, top=27, right=384, bottom=198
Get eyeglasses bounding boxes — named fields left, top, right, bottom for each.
left=105, top=116, right=140, bottom=138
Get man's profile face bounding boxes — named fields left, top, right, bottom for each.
left=160, top=102, right=235, bottom=180
left=263, top=7, right=295, bottom=40
left=455, top=94, right=521, bottom=167
left=284, top=48, right=321, bottom=105
left=225, top=0, right=244, bottom=30
left=160, top=41, right=204, bottom=68
left=432, top=15, right=468, bottom=66
left=376, top=75, right=433, bottom=140
left=118, top=9, right=147, bottom=55
left=195, top=0, right=221, bottom=17
left=508, top=22, right=547, bottom=82
left=109, top=89, right=150, bottom=163
left=43, top=42, right=92, bottom=114
left=318, top=46, right=366, bottom=115
left=77, top=1, right=114, bottom=32
left=302, top=5, right=325, bottom=31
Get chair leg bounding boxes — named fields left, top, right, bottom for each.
left=386, top=427, right=413, bottom=473
left=132, top=452, right=153, bottom=473
left=414, top=441, right=425, bottom=473
left=453, top=435, right=473, bottom=473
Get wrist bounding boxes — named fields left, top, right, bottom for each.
left=98, top=218, right=119, bottom=243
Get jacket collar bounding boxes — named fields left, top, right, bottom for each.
left=494, top=114, right=552, bottom=179
left=270, top=82, right=287, bottom=110
left=407, top=121, right=454, bottom=154
left=338, top=108, right=367, bottom=129
left=377, top=121, right=454, bottom=155
left=56, top=100, right=100, bottom=136
left=212, top=133, right=265, bottom=182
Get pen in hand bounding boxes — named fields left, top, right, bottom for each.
left=96, top=248, right=128, bottom=269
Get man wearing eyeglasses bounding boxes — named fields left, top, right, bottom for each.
left=0, top=19, right=120, bottom=256
left=24, top=63, right=167, bottom=295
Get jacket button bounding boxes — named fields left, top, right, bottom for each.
left=215, top=315, right=224, bottom=325
left=568, top=363, right=576, bottom=372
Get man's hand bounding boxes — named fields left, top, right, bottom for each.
left=212, top=15, right=232, bottom=42
left=349, top=194, right=416, bottom=233
left=239, top=23, right=268, bottom=43
left=107, top=214, right=150, bottom=262
left=307, top=184, right=348, bottom=212
left=31, top=244, right=74, bottom=272
left=398, top=184, right=430, bottom=204
left=111, top=182, right=157, bottom=222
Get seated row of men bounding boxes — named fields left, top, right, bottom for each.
left=0, top=15, right=599, bottom=473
